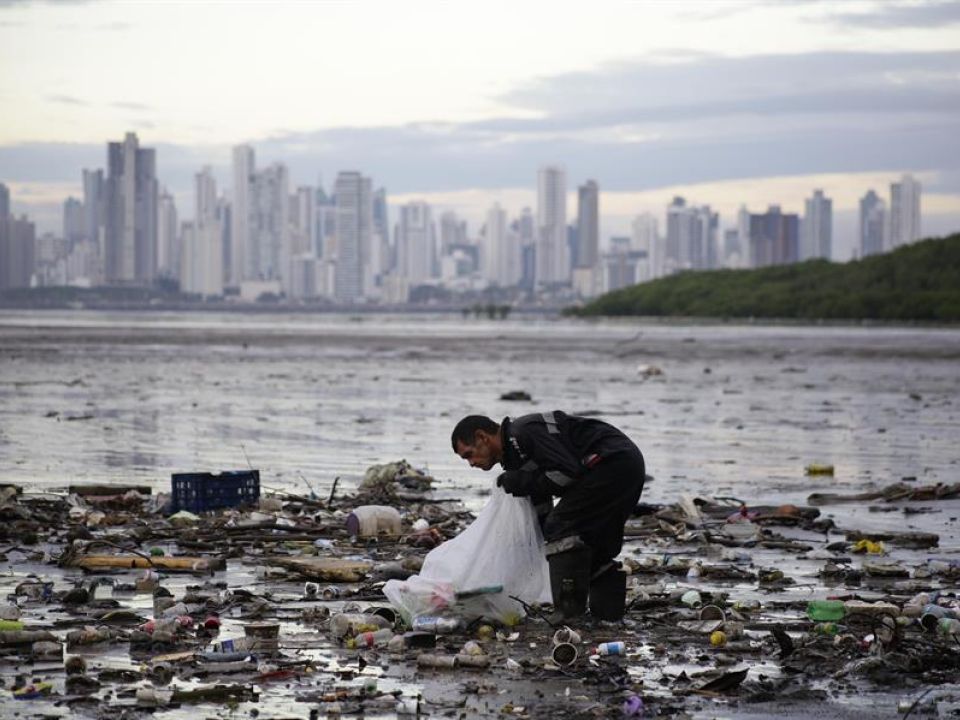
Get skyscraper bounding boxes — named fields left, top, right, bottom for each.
left=396, top=200, right=435, bottom=286
left=181, top=167, right=222, bottom=296
left=576, top=180, right=599, bottom=269
left=82, top=169, right=103, bottom=247
left=103, top=132, right=158, bottom=285
left=231, top=145, right=254, bottom=285
left=439, top=211, right=467, bottom=257
left=536, top=165, right=568, bottom=285
left=482, top=202, right=520, bottom=287
left=157, top=191, right=178, bottom=279
left=748, top=205, right=799, bottom=267
left=631, top=213, right=658, bottom=281
left=291, top=186, right=316, bottom=257
left=333, top=171, right=373, bottom=303
left=0, top=182, right=10, bottom=218
left=859, top=189, right=886, bottom=258
left=251, top=163, right=289, bottom=284
left=888, top=174, right=922, bottom=250
left=63, top=197, right=84, bottom=247
left=0, top=214, right=36, bottom=290
left=665, top=197, right=717, bottom=273
left=802, top=189, right=832, bottom=260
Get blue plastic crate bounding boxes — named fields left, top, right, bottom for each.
left=170, top=469, right=260, bottom=514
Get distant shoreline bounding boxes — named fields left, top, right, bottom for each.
left=1, top=302, right=959, bottom=330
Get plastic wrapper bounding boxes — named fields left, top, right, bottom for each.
left=384, top=487, right=550, bottom=624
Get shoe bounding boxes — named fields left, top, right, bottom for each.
left=588, top=562, right=627, bottom=621
left=546, top=538, right=591, bottom=621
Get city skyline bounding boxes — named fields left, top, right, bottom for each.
left=1, top=1, right=958, bottom=251
left=0, top=127, right=931, bottom=301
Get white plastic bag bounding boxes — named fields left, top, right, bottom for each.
left=384, top=486, right=550, bottom=624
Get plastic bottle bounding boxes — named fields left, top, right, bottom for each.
left=345, top=506, right=402, bottom=537
left=939, top=618, right=960, bottom=636
left=411, top=616, right=462, bottom=634
left=596, top=641, right=626, bottom=656
left=0, top=620, right=24, bottom=631
left=806, top=600, right=846, bottom=621
left=329, top=612, right=391, bottom=638
left=351, top=628, right=395, bottom=648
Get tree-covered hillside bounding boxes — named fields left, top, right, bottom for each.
left=570, top=233, right=960, bottom=321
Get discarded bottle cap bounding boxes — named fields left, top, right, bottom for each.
left=321, top=586, right=341, bottom=600
left=552, top=642, right=578, bottom=666
left=304, top=582, right=319, bottom=598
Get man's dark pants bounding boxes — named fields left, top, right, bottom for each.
left=540, top=450, right=646, bottom=574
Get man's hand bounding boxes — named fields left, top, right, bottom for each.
left=497, top=470, right=536, bottom=496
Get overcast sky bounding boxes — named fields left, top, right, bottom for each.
left=1, top=0, right=959, bottom=257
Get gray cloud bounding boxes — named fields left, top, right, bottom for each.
left=46, top=94, right=89, bottom=106
left=2, top=50, right=958, bottom=203
left=111, top=100, right=152, bottom=111
left=827, top=0, right=960, bottom=28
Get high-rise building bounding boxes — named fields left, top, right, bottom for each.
left=802, top=189, right=832, bottom=260
left=748, top=205, right=799, bottom=267
left=63, top=197, right=84, bottom=247
left=370, top=187, right=390, bottom=288
left=859, top=190, right=886, bottom=258
left=536, top=165, right=568, bottom=285
left=103, top=132, right=158, bottom=285
left=82, top=169, right=103, bottom=247
left=333, top=171, right=373, bottom=303
left=631, top=213, right=658, bottom=281
left=482, top=202, right=520, bottom=287
left=439, top=211, right=467, bottom=257
left=156, top=191, right=178, bottom=279
left=665, top=197, right=718, bottom=273
left=888, top=174, right=922, bottom=250
left=181, top=167, right=222, bottom=296
left=251, top=163, right=289, bottom=285
left=576, top=180, right=599, bottom=269
left=291, top=186, right=316, bottom=257
left=396, top=200, right=435, bottom=286
left=0, top=182, right=9, bottom=219
left=231, top=145, right=254, bottom=284
left=0, top=214, right=36, bottom=289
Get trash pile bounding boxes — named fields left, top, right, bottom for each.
left=2, top=471, right=960, bottom=718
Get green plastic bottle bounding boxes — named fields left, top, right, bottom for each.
left=0, top=619, right=24, bottom=631
left=806, top=600, right=846, bottom=622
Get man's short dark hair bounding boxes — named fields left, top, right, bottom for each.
left=451, top=415, right=499, bottom=451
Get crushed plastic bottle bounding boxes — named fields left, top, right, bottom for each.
left=411, top=616, right=462, bottom=634
left=806, top=600, right=846, bottom=622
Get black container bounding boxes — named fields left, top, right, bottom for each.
left=171, top=470, right=260, bottom=514
left=589, top=568, right=627, bottom=621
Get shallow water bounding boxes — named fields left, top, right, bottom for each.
left=2, top=311, right=958, bottom=510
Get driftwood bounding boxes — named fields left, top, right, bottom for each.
left=809, top=482, right=960, bottom=507
left=263, top=556, right=372, bottom=582
left=68, top=485, right=152, bottom=497
left=67, top=554, right=225, bottom=573
left=845, top=529, right=939, bottom=549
